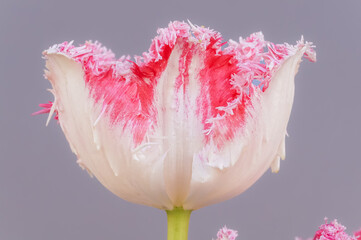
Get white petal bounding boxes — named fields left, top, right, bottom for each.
left=45, top=53, right=173, bottom=209
left=277, top=136, right=286, bottom=161
left=152, top=43, right=204, bottom=206
left=184, top=48, right=307, bottom=210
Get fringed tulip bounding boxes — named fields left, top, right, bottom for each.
left=216, top=226, right=238, bottom=240
left=296, top=219, right=360, bottom=240
left=313, top=219, right=356, bottom=240
left=35, top=21, right=315, bottom=240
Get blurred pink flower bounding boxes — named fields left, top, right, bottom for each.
left=354, top=229, right=361, bottom=240
left=297, top=219, right=360, bottom=240
left=216, top=226, right=238, bottom=240
left=221, top=219, right=361, bottom=240
left=313, top=219, right=356, bottom=240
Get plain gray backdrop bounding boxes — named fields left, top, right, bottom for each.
left=1, top=0, right=361, bottom=239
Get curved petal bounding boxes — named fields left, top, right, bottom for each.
left=184, top=47, right=308, bottom=210
left=153, top=42, right=204, bottom=206
left=44, top=53, right=173, bottom=209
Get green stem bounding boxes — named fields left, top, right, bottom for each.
left=166, top=207, right=192, bottom=240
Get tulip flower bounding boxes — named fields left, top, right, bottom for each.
left=312, top=219, right=354, bottom=240
left=296, top=219, right=360, bottom=240
left=35, top=21, right=315, bottom=240
left=216, top=226, right=238, bottom=240
left=226, top=219, right=361, bottom=240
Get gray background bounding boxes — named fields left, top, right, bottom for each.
left=1, top=0, right=361, bottom=239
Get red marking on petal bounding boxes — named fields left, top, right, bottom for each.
left=174, top=41, right=195, bottom=112
left=197, top=48, right=241, bottom=145
left=45, top=22, right=190, bottom=145
left=42, top=21, right=316, bottom=146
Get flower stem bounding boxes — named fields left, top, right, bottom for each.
left=166, top=207, right=192, bottom=240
